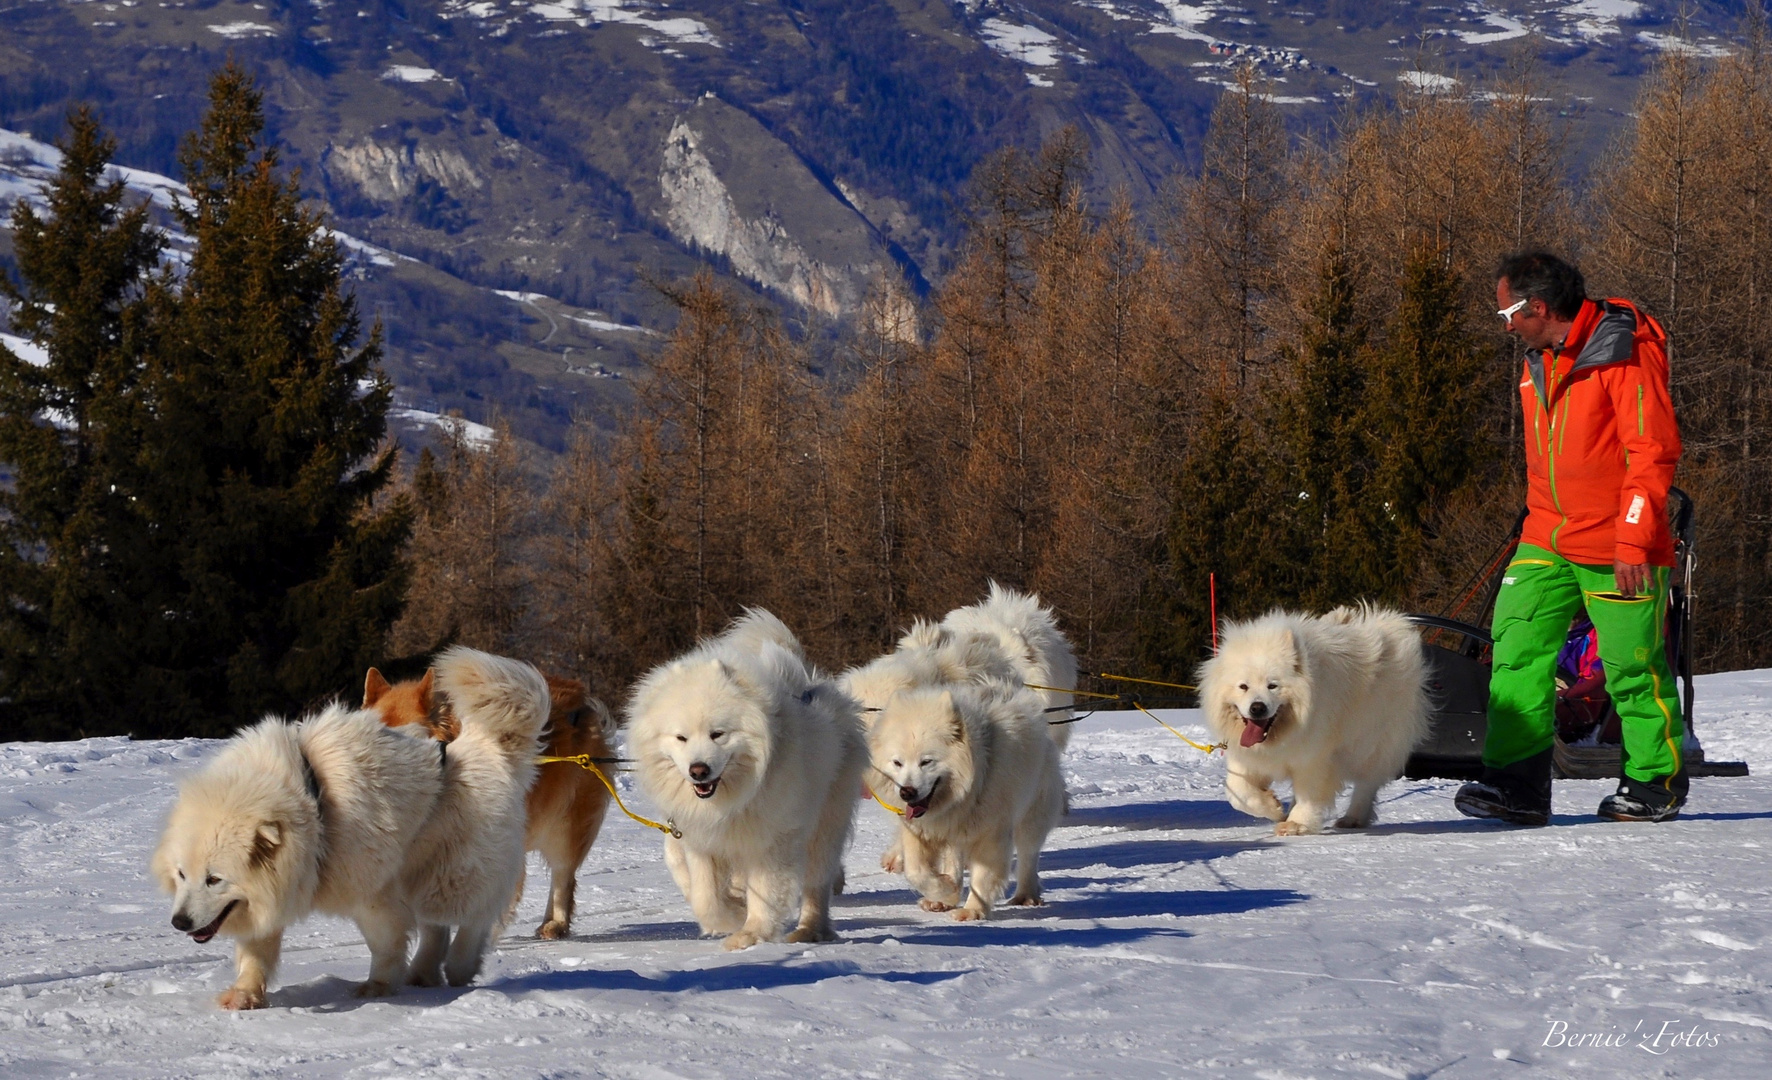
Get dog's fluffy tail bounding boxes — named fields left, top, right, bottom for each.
left=945, top=581, right=1077, bottom=689
left=433, top=645, right=550, bottom=760
left=722, top=607, right=805, bottom=659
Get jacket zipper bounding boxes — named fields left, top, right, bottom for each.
left=1545, top=356, right=1569, bottom=554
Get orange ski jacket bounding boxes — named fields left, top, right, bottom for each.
left=1518, top=297, right=1680, bottom=567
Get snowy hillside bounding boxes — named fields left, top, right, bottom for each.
left=2, top=670, right=1768, bottom=1077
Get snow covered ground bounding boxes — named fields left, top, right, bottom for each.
left=2, top=671, right=1768, bottom=1078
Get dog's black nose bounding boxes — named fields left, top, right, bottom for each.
left=899, top=785, right=918, bottom=802
left=1248, top=700, right=1268, bottom=719
left=171, top=913, right=193, bottom=932
left=689, top=762, right=710, bottom=781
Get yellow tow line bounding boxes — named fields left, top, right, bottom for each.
left=864, top=765, right=906, bottom=817
left=1032, top=675, right=1224, bottom=755
left=537, top=754, right=682, bottom=838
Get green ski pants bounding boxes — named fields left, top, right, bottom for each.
left=1485, top=544, right=1684, bottom=789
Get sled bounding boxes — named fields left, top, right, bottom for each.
left=1403, top=488, right=1749, bottom=781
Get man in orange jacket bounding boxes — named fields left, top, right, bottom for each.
left=1455, top=252, right=1687, bottom=826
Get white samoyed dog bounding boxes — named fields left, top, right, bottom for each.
left=940, top=582, right=1080, bottom=749
left=868, top=682, right=1065, bottom=920
left=150, top=646, right=548, bottom=1009
left=1196, top=606, right=1429, bottom=835
left=627, top=610, right=867, bottom=949
left=841, top=619, right=1018, bottom=877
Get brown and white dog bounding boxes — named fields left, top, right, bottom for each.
left=363, top=665, right=618, bottom=939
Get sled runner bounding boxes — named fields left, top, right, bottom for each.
left=1403, top=488, right=1749, bottom=780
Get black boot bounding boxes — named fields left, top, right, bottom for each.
left=1455, top=749, right=1553, bottom=826
left=1598, top=776, right=1685, bottom=822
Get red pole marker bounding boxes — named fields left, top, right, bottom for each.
left=1209, top=572, right=1218, bottom=653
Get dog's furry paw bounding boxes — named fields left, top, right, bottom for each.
left=952, top=907, right=988, bottom=922
left=406, top=967, right=444, bottom=988
left=217, top=986, right=266, bottom=1010
left=354, top=979, right=398, bottom=999
left=1274, top=820, right=1319, bottom=836
left=536, top=919, right=571, bottom=940
left=786, top=924, right=838, bottom=944
left=1332, top=815, right=1371, bottom=830
left=879, top=849, right=905, bottom=874
left=721, top=931, right=761, bottom=951
left=918, top=898, right=954, bottom=913
left=1006, top=893, right=1044, bottom=907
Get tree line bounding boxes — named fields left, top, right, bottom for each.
left=6, top=26, right=1771, bottom=739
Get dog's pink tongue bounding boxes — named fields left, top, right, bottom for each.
left=1240, top=720, right=1269, bottom=748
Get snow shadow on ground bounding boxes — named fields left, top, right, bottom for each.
left=269, top=961, right=965, bottom=1009
left=839, top=887, right=1306, bottom=945
left=490, top=959, right=966, bottom=996
left=1062, top=798, right=1255, bottom=831
left=1038, top=836, right=1271, bottom=872
left=572, top=920, right=707, bottom=943
left=844, top=924, right=1195, bottom=949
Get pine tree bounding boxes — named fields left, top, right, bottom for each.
left=0, top=107, right=161, bottom=737
left=1275, top=244, right=1379, bottom=609
left=130, top=65, right=409, bottom=732
left=1140, top=389, right=1292, bottom=681
left=390, top=422, right=531, bottom=660
left=1360, top=251, right=1491, bottom=608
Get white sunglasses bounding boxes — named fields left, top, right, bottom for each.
left=1497, top=298, right=1529, bottom=322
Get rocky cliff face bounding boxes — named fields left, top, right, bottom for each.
left=659, top=97, right=891, bottom=318
left=324, top=140, right=485, bottom=205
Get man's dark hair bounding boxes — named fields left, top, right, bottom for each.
left=1496, top=251, right=1586, bottom=320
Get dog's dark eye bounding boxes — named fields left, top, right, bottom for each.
left=892, top=759, right=902, bottom=768
left=675, top=735, right=687, bottom=742
left=177, top=870, right=185, bottom=881
left=205, top=874, right=221, bottom=887
left=1237, top=683, right=1249, bottom=692
left=1267, top=683, right=1278, bottom=690
left=710, top=731, right=725, bottom=740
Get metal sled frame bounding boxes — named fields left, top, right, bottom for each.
left=1403, top=488, right=1748, bottom=780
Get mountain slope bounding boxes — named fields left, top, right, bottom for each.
left=0, top=0, right=1746, bottom=446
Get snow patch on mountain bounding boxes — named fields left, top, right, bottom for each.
left=205, top=21, right=278, bottom=38
left=390, top=407, right=497, bottom=447
left=1401, top=70, right=1462, bottom=93
left=439, top=0, right=718, bottom=50
left=1562, top=0, right=1643, bottom=40
left=1458, top=9, right=1531, bottom=44
left=1148, top=0, right=1222, bottom=43
left=381, top=65, right=447, bottom=83
left=980, top=18, right=1062, bottom=67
